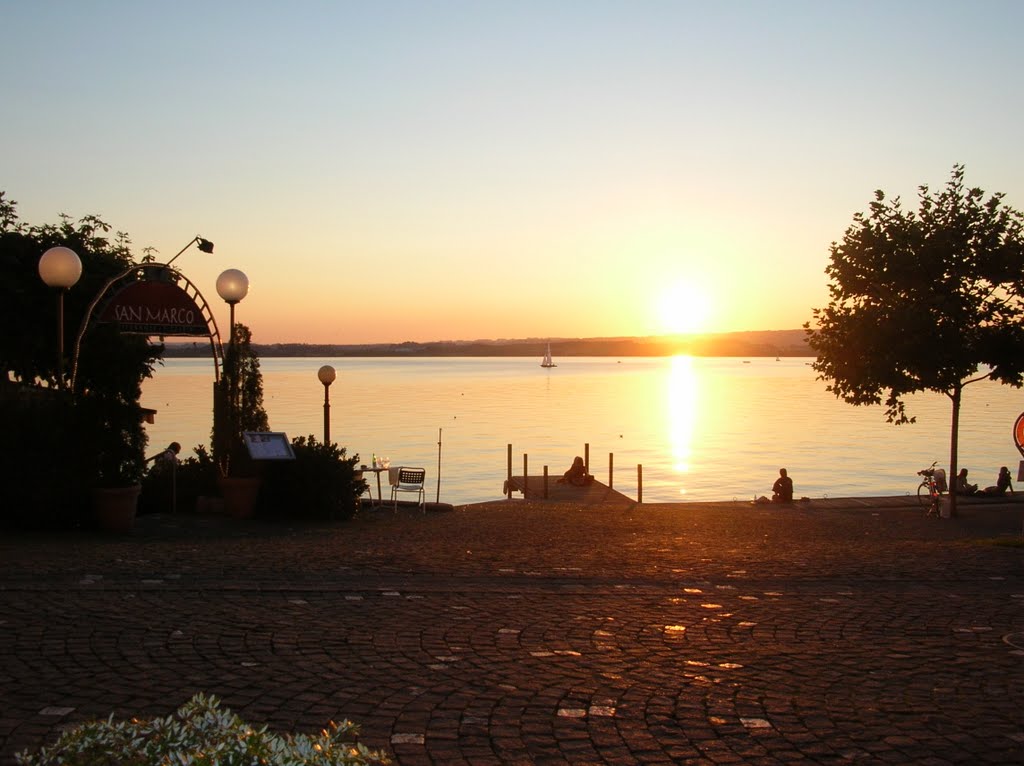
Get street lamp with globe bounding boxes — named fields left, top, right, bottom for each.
left=37, top=246, right=83, bottom=389
left=215, top=268, right=249, bottom=342
left=317, top=365, right=336, bottom=443
left=215, top=268, right=249, bottom=469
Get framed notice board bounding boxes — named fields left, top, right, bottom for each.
left=243, top=432, right=295, bottom=460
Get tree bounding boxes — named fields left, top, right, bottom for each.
left=805, top=166, right=1024, bottom=517
left=0, top=192, right=162, bottom=523
left=212, top=322, right=270, bottom=477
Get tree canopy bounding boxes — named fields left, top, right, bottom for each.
left=0, top=191, right=160, bottom=392
left=806, top=165, right=1024, bottom=514
left=1, top=192, right=163, bottom=518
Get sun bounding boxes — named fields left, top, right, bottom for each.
left=656, top=281, right=713, bottom=335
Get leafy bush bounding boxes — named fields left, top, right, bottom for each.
left=16, top=693, right=390, bottom=766
left=140, top=444, right=218, bottom=514
left=176, top=443, right=219, bottom=503
left=258, top=435, right=364, bottom=520
left=0, top=387, right=88, bottom=527
left=75, top=384, right=148, bottom=488
left=1, top=383, right=147, bottom=526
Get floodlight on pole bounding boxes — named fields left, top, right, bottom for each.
left=166, top=236, right=215, bottom=268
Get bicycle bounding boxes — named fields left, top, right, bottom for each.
left=916, top=462, right=946, bottom=516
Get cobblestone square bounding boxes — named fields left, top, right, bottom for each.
left=1, top=498, right=1022, bottom=764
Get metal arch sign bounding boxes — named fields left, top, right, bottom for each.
left=1014, top=412, right=1024, bottom=458
left=96, top=280, right=209, bottom=336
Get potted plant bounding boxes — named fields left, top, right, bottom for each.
left=58, top=314, right=158, bottom=532
left=212, top=322, right=269, bottom=518
left=77, top=389, right=148, bottom=532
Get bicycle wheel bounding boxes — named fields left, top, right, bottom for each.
left=917, top=481, right=931, bottom=507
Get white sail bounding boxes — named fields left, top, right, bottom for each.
left=541, top=343, right=556, bottom=368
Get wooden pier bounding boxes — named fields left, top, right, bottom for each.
left=503, top=475, right=634, bottom=504
left=504, top=442, right=639, bottom=504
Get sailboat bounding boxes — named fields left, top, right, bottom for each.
left=540, top=342, right=557, bottom=368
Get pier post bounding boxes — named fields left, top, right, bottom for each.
left=523, top=453, right=528, bottom=498
left=637, top=464, right=643, bottom=504
left=584, top=443, right=590, bottom=473
left=543, top=465, right=549, bottom=499
left=507, top=444, right=512, bottom=500
left=608, top=452, right=614, bottom=489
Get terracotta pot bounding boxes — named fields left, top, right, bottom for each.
left=218, top=476, right=262, bottom=519
left=92, top=484, right=142, bottom=533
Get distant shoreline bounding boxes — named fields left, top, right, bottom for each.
left=163, top=329, right=811, bottom=358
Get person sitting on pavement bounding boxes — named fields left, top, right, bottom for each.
left=979, top=466, right=1014, bottom=496
left=557, top=456, right=594, bottom=486
left=955, top=468, right=978, bottom=496
left=771, top=468, right=793, bottom=503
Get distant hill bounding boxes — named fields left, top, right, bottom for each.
left=163, top=330, right=811, bottom=358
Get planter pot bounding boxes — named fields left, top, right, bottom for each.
left=218, top=476, right=262, bottom=519
left=93, top=484, right=142, bottom=533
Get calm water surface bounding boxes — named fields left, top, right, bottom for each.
left=141, top=356, right=1024, bottom=505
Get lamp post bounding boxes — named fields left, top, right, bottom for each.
left=216, top=269, right=249, bottom=461
left=215, top=268, right=249, bottom=343
left=38, top=246, right=83, bottom=389
left=317, top=365, right=336, bottom=443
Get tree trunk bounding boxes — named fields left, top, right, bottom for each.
left=947, top=386, right=961, bottom=519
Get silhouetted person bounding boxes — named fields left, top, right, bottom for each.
left=146, top=442, right=181, bottom=474
left=956, top=468, right=977, bottom=496
left=980, top=466, right=1014, bottom=496
left=142, top=442, right=181, bottom=514
left=772, top=468, right=793, bottom=503
left=558, top=456, right=593, bottom=486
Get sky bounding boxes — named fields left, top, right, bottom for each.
left=4, top=1, right=1024, bottom=344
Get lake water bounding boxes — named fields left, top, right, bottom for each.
left=141, top=356, right=1024, bottom=505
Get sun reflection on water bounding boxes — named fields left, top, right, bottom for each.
left=667, top=355, right=698, bottom=495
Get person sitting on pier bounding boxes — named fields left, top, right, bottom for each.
left=771, top=468, right=793, bottom=503
left=558, top=456, right=594, bottom=486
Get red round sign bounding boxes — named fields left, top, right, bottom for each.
left=1014, top=412, right=1024, bottom=458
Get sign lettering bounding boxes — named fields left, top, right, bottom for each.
left=97, top=280, right=209, bottom=336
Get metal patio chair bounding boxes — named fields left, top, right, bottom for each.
left=390, top=466, right=426, bottom=513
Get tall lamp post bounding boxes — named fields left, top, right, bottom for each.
left=317, top=365, right=336, bottom=443
left=38, top=246, right=83, bottom=389
left=215, top=268, right=249, bottom=342
left=216, top=269, right=249, bottom=462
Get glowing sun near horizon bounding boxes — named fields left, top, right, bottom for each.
left=656, top=280, right=714, bottom=335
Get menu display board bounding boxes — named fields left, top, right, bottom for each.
left=243, top=432, right=295, bottom=460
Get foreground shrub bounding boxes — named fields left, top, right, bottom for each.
left=16, top=693, right=390, bottom=766
left=258, top=435, right=364, bottom=520
left=140, top=443, right=218, bottom=514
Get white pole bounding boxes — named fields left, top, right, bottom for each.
left=436, top=428, right=442, bottom=503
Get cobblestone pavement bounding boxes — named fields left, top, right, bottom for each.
left=1, top=499, right=1022, bottom=764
